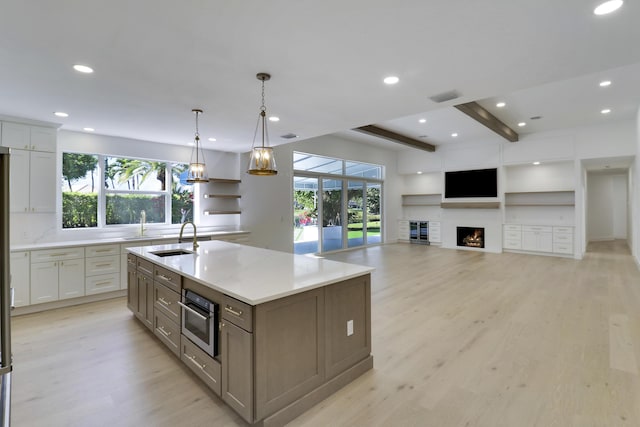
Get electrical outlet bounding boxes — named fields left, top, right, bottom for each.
left=347, top=320, right=354, bottom=336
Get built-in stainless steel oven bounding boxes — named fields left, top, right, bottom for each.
left=178, top=289, right=219, bottom=357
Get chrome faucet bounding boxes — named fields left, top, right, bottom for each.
left=179, top=221, right=198, bottom=250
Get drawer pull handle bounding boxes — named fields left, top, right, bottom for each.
left=94, top=263, right=111, bottom=268
left=177, top=301, right=209, bottom=321
left=95, top=249, right=112, bottom=253
left=48, top=252, right=70, bottom=257
left=157, top=274, right=172, bottom=281
left=158, top=326, right=172, bottom=337
left=95, top=281, right=111, bottom=286
left=158, top=297, right=172, bottom=306
left=185, top=353, right=206, bottom=370
left=225, top=305, right=243, bottom=316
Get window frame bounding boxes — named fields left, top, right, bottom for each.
left=62, top=152, right=191, bottom=229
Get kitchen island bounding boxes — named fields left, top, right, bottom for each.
left=127, top=240, right=373, bottom=426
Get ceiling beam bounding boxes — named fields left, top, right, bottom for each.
left=454, top=101, right=519, bottom=142
left=353, top=125, right=436, bottom=152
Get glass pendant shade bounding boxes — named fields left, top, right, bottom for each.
left=187, top=109, right=209, bottom=183
left=247, top=146, right=277, bottom=175
left=247, top=72, right=278, bottom=176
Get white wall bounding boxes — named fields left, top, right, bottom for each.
left=241, top=134, right=401, bottom=253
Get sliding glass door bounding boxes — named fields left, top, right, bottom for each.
left=322, top=178, right=343, bottom=252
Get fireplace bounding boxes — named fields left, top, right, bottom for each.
left=457, top=227, right=485, bottom=248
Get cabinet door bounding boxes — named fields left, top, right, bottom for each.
left=127, top=267, right=138, bottom=313
left=146, top=277, right=154, bottom=329
left=58, top=258, right=85, bottom=300
left=136, top=273, right=149, bottom=322
left=30, top=262, right=58, bottom=304
left=221, top=321, right=253, bottom=423
left=29, top=126, right=56, bottom=152
left=10, top=251, right=30, bottom=307
left=29, top=151, right=56, bottom=213
left=538, top=232, right=553, bottom=253
left=522, top=231, right=537, bottom=251
left=1, top=122, right=30, bottom=149
left=9, top=149, right=29, bottom=213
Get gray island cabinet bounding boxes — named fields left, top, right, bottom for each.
left=127, top=240, right=373, bottom=426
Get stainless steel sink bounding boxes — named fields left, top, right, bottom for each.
left=150, top=249, right=195, bottom=257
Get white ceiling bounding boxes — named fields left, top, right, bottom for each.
left=0, top=1, right=639, bottom=158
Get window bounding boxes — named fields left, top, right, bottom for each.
left=62, top=152, right=193, bottom=228
left=293, top=152, right=383, bottom=254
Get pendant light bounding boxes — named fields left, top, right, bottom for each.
left=187, top=108, right=208, bottom=183
left=247, top=72, right=277, bottom=176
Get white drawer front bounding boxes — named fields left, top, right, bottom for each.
left=522, top=225, right=552, bottom=233
left=504, top=230, right=522, bottom=240
left=31, top=247, right=84, bottom=262
left=553, top=226, right=573, bottom=234
left=553, top=243, right=573, bottom=254
left=553, top=233, right=573, bottom=244
left=85, top=273, right=120, bottom=295
left=86, top=244, right=120, bottom=257
left=503, top=239, right=522, bottom=250
left=85, top=255, right=120, bottom=276
left=504, top=224, right=522, bottom=232
left=429, top=229, right=441, bottom=243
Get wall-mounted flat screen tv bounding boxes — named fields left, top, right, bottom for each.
left=444, top=168, right=498, bottom=198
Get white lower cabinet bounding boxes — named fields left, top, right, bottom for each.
left=30, top=247, right=85, bottom=303
left=429, top=221, right=441, bottom=243
left=504, top=224, right=573, bottom=256
left=10, top=251, right=30, bottom=307
left=85, top=244, right=121, bottom=295
left=398, top=220, right=409, bottom=241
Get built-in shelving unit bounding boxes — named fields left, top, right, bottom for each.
left=401, top=193, right=442, bottom=206
left=504, top=190, right=575, bottom=206
left=202, top=178, right=241, bottom=216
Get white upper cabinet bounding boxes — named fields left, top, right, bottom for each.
left=1, top=122, right=56, bottom=152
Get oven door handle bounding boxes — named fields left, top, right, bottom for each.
left=177, top=301, right=209, bottom=321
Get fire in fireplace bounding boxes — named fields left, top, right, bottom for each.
left=457, top=227, right=485, bottom=248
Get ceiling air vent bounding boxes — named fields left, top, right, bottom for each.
left=280, top=133, right=298, bottom=139
left=429, top=90, right=461, bottom=104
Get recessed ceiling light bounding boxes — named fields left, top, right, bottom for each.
left=533, top=161, right=540, bottom=165
left=451, top=132, right=458, bottom=137
left=518, top=122, right=526, bottom=127
left=383, top=76, right=399, bottom=85
left=594, top=0, right=623, bottom=15
left=496, top=102, right=506, bottom=108
left=419, top=118, right=426, bottom=123
left=83, top=127, right=95, bottom=132
left=207, top=137, right=216, bottom=142
left=73, top=64, right=94, bottom=73
left=599, top=80, right=612, bottom=87
left=601, top=108, right=611, bottom=114
left=268, top=116, right=280, bottom=122
left=417, top=171, right=423, bottom=175
left=54, top=111, right=69, bottom=117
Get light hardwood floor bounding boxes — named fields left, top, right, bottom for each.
left=10, top=241, right=640, bottom=427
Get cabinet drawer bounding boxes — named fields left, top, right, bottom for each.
left=154, top=310, right=180, bottom=357
left=503, top=239, right=522, bottom=250
left=137, top=258, right=154, bottom=277
left=553, top=243, right=573, bottom=254
left=553, top=226, right=573, bottom=234
left=181, top=335, right=221, bottom=395
left=504, top=230, right=522, bottom=240
left=553, top=233, right=573, bottom=244
left=222, top=296, right=253, bottom=332
left=522, top=225, right=552, bottom=233
left=31, top=247, right=84, bottom=262
left=503, top=224, right=522, bottom=232
left=154, top=265, right=181, bottom=293
left=85, top=255, right=120, bottom=276
left=428, top=221, right=441, bottom=231
left=154, top=282, right=180, bottom=322
left=85, top=273, right=120, bottom=295
left=86, top=244, right=120, bottom=257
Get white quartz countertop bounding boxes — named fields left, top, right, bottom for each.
left=127, top=240, right=374, bottom=305
left=11, top=230, right=249, bottom=252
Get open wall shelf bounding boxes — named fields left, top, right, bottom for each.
left=504, top=190, right=575, bottom=207
left=401, top=193, right=442, bottom=206
left=202, top=178, right=242, bottom=216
